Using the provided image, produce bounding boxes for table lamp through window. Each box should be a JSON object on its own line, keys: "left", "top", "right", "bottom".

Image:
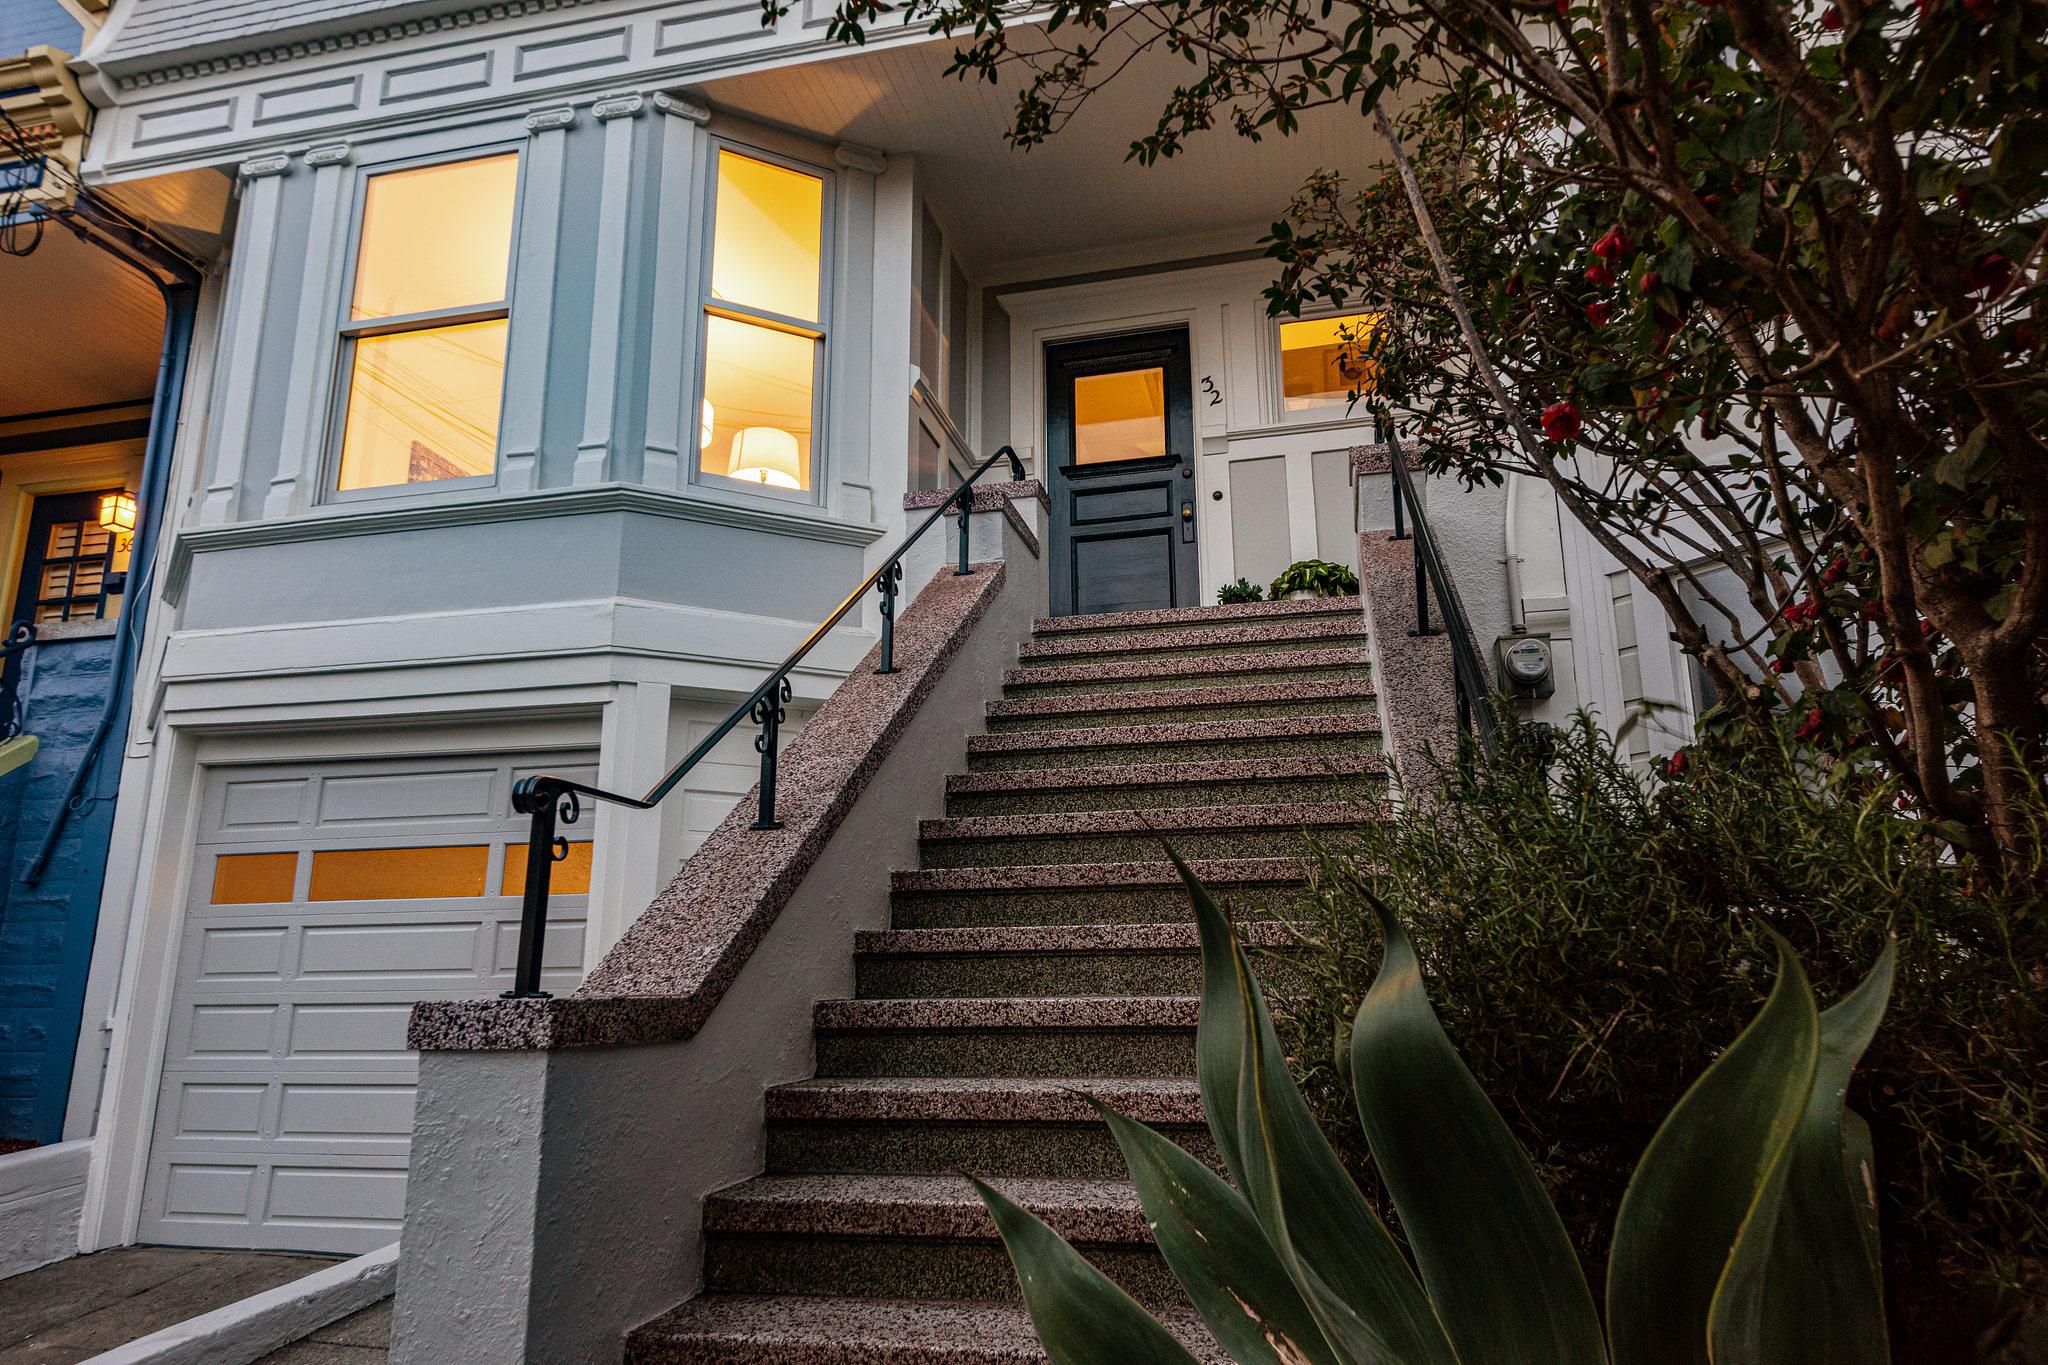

{"left": 729, "top": 426, "right": 802, "bottom": 489}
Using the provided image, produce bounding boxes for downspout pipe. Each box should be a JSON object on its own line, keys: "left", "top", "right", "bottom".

{"left": 21, "top": 270, "right": 198, "bottom": 883}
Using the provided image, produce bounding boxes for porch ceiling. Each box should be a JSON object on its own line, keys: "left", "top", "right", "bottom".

{"left": 0, "top": 220, "right": 164, "bottom": 419}
{"left": 699, "top": 32, "right": 1390, "bottom": 275}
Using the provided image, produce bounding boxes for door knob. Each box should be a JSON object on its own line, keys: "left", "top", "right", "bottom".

{"left": 1179, "top": 500, "right": 1195, "bottom": 543}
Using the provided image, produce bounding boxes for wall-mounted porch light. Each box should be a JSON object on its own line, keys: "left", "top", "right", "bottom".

{"left": 729, "top": 426, "right": 802, "bottom": 489}
{"left": 98, "top": 490, "right": 138, "bottom": 533}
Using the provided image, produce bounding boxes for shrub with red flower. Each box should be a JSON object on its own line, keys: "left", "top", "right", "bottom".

{"left": 1638, "top": 270, "right": 1661, "bottom": 293}
{"left": 1821, "top": 6, "right": 1844, "bottom": 29}
{"left": 1584, "top": 262, "right": 1614, "bottom": 287}
{"left": 1590, "top": 226, "right": 1634, "bottom": 259}
{"left": 1587, "top": 300, "right": 1613, "bottom": 325}
{"left": 1540, "top": 401, "right": 1582, "bottom": 440}
{"left": 1795, "top": 707, "right": 1825, "bottom": 741}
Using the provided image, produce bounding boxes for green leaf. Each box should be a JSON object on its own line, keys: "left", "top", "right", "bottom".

{"left": 1090, "top": 1098, "right": 1343, "bottom": 1365}
{"left": 1169, "top": 847, "right": 1455, "bottom": 1365}
{"left": 1709, "top": 943, "right": 1895, "bottom": 1365}
{"left": 1350, "top": 895, "right": 1608, "bottom": 1365}
{"left": 1606, "top": 932, "right": 1821, "bottom": 1365}
{"left": 970, "top": 1176, "right": 1203, "bottom": 1365}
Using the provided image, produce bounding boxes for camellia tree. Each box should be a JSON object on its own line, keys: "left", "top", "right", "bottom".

{"left": 782, "top": 0, "right": 2048, "bottom": 869}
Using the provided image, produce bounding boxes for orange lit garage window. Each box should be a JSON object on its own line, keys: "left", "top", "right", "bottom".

{"left": 500, "top": 841, "right": 594, "bottom": 895}
{"left": 212, "top": 852, "right": 300, "bottom": 904}
{"left": 308, "top": 846, "right": 491, "bottom": 901}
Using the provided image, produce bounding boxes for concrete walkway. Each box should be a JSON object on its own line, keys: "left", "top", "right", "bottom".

{"left": 250, "top": 1298, "right": 391, "bottom": 1364}
{"left": 0, "top": 1247, "right": 341, "bottom": 1364}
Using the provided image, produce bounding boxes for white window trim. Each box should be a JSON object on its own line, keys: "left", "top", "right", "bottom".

{"left": 321, "top": 142, "right": 528, "bottom": 506}
{"left": 688, "top": 136, "right": 837, "bottom": 507}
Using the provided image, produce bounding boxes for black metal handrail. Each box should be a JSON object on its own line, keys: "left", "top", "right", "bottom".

{"left": 1, "top": 621, "right": 38, "bottom": 742}
{"left": 1384, "top": 433, "right": 1498, "bottom": 758}
{"left": 499, "top": 445, "right": 1028, "bottom": 997}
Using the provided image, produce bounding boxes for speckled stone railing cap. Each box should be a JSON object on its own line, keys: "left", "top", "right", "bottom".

{"left": 901, "top": 479, "right": 1049, "bottom": 512}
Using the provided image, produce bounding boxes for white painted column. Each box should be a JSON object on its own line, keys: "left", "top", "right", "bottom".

{"left": 264, "top": 142, "right": 351, "bottom": 519}
{"left": 639, "top": 91, "right": 711, "bottom": 490}
{"left": 830, "top": 143, "right": 885, "bottom": 526}
{"left": 198, "top": 153, "right": 292, "bottom": 526}
{"left": 499, "top": 106, "right": 574, "bottom": 493}
{"left": 586, "top": 680, "right": 675, "bottom": 958}
{"left": 573, "top": 92, "right": 644, "bottom": 486}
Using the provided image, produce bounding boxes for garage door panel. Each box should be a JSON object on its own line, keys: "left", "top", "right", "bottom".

{"left": 141, "top": 749, "right": 597, "bottom": 1252}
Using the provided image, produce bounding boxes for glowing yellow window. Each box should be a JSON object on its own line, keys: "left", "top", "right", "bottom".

{"left": 699, "top": 149, "right": 827, "bottom": 494}
{"left": 212, "top": 852, "right": 300, "bottom": 905}
{"left": 336, "top": 153, "right": 520, "bottom": 492}
{"left": 1279, "top": 312, "right": 1381, "bottom": 412}
{"left": 1073, "top": 367, "right": 1167, "bottom": 465}
{"left": 500, "top": 840, "right": 595, "bottom": 896}
{"left": 308, "top": 845, "right": 490, "bottom": 901}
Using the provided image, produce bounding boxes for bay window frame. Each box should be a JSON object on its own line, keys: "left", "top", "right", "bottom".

{"left": 323, "top": 142, "right": 527, "bottom": 504}
{"left": 689, "top": 136, "right": 836, "bottom": 505}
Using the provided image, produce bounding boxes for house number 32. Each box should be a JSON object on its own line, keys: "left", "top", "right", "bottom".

{"left": 1200, "top": 376, "right": 1221, "bottom": 406}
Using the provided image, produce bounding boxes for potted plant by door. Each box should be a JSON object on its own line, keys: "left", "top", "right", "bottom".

{"left": 1269, "top": 559, "right": 1360, "bottom": 600}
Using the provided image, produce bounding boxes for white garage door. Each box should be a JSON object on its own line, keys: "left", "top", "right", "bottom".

{"left": 138, "top": 752, "right": 596, "bottom": 1252}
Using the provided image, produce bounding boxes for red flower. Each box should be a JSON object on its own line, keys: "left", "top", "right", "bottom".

{"left": 1820, "top": 5, "right": 1844, "bottom": 27}
{"left": 1584, "top": 262, "right": 1614, "bottom": 287}
{"left": 1824, "top": 556, "right": 1848, "bottom": 583}
{"left": 1555, "top": 0, "right": 1568, "bottom": 17}
{"left": 1877, "top": 321, "right": 1904, "bottom": 345}
{"left": 1541, "top": 401, "right": 1582, "bottom": 441}
{"left": 1505, "top": 275, "right": 1524, "bottom": 296}
{"left": 1591, "top": 227, "right": 1634, "bottom": 260}
{"left": 1795, "top": 707, "right": 1825, "bottom": 742}
{"left": 1914, "top": 0, "right": 1933, "bottom": 17}
{"left": 1785, "top": 599, "right": 1820, "bottom": 625}
{"left": 1587, "top": 300, "right": 1613, "bottom": 325}
{"left": 1960, "top": 252, "right": 2013, "bottom": 296}
{"left": 1664, "top": 749, "right": 1690, "bottom": 777}
{"left": 1639, "top": 270, "right": 1661, "bottom": 293}
{"left": 1772, "top": 658, "right": 1793, "bottom": 674}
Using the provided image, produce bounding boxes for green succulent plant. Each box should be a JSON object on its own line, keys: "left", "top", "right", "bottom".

{"left": 1269, "top": 560, "right": 1361, "bottom": 599}
{"left": 1218, "top": 577, "right": 1265, "bottom": 605}
{"left": 974, "top": 852, "right": 1897, "bottom": 1365}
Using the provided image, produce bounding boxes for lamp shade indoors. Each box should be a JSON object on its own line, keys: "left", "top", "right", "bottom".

{"left": 729, "top": 426, "right": 802, "bottom": 488}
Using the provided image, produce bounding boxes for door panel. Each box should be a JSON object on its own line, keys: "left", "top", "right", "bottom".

{"left": 1046, "top": 329, "right": 1198, "bottom": 616}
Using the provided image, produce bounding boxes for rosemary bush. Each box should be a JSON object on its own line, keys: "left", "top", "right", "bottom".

{"left": 1270, "top": 714, "right": 2046, "bottom": 1341}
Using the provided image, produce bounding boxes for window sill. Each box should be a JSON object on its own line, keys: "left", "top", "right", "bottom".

{"left": 162, "top": 482, "right": 887, "bottom": 606}
{"left": 28, "top": 618, "right": 121, "bottom": 642}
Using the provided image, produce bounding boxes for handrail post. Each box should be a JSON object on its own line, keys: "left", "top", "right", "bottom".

{"left": 1389, "top": 466, "right": 1409, "bottom": 541}
{"left": 749, "top": 678, "right": 791, "bottom": 830}
{"left": 876, "top": 561, "right": 903, "bottom": 675}
{"left": 1411, "top": 535, "right": 1438, "bottom": 637}
{"left": 954, "top": 487, "right": 974, "bottom": 576}
{"left": 504, "top": 777, "right": 572, "bottom": 999}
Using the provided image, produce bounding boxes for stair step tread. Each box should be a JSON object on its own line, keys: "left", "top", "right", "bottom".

{"left": 815, "top": 996, "right": 1198, "bottom": 1031}
{"left": 892, "top": 857, "right": 1310, "bottom": 894}
{"left": 986, "top": 679, "right": 1371, "bottom": 722}
{"left": 1018, "top": 616, "right": 1365, "bottom": 662}
{"left": 629, "top": 1293, "right": 1231, "bottom": 1364}
{"left": 1032, "top": 598, "right": 1361, "bottom": 634}
{"left": 920, "top": 802, "right": 1365, "bottom": 844}
{"left": 706, "top": 1173, "right": 1150, "bottom": 1243}
{"left": 1005, "top": 646, "right": 1368, "bottom": 690}
{"left": 967, "top": 714, "right": 1379, "bottom": 756}
{"left": 855, "top": 922, "right": 1291, "bottom": 956}
{"left": 947, "top": 754, "right": 1383, "bottom": 795}
{"left": 765, "top": 1075, "right": 1204, "bottom": 1124}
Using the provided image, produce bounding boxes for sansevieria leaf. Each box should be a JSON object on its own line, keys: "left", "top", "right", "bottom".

{"left": 1089, "top": 1097, "right": 1343, "bottom": 1365}
{"left": 969, "top": 1176, "right": 1202, "bottom": 1365}
{"left": 1350, "top": 892, "right": 1608, "bottom": 1365}
{"left": 1708, "top": 941, "right": 1895, "bottom": 1365}
{"left": 1606, "top": 932, "right": 1821, "bottom": 1365}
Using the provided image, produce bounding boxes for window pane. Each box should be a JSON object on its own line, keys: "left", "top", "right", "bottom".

{"left": 1073, "top": 367, "right": 1167, "bottom": 465}
{"left": 351, "top": 154, "right": 519, "bottom": 321}
{"left": 213, "top": 852, "right": 299, "bottom": 905}
{"left": 1279, "top": 312, "right": 1380, "bottom": 411}
{"left": 500, "top": 841, "right": 594, "bottom": 896}
{"left": 711, "top": 151, "right": 823, "bottom": 323}
{"left": 701, "top": 314, "right": 814, "bottom": 490}
{"left": 337, "top": 319, "right": 508, "bottom": 490}
{"left": 309, "top": 845, "right": 490, "bottom": 901}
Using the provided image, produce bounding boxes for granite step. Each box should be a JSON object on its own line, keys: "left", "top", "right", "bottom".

{"left": 628, "top": 1293, "right": 1234, "bottom": 1364}
{"left": 887, "top": 857, "right": 1315, "bottom": 929}
{"left": 1016, "top": 615, "right": 1368, "bottom": 667}
{"left": 916, "top": 802, "right": 1366, "bottom": 869}
{"left": 852, "top": 922, "right": 1297, "bottom": 998}
{"left": 701, "top": 1174, "right": 1180, "bottom": 1306}
{"left": 813, "top": 995, "right": 1199, "bottom": 1078}
{"left": 1000, "top": 646, "right": 1371, "bottom": 699}
{"left": 944, "top": 755, "right": 1386, "bottom": 817}
{"left": 984, "top": 678, "right": 1375, "bottom": 732}
{"left": 965, "top": 714, "right": 1381, "bottom": 772}
{"left": 1030, "top": 597, "right": 1362, "bottom": 641}
{"left": 763, "top": 1076, "right": 1215, "bottom": 1179}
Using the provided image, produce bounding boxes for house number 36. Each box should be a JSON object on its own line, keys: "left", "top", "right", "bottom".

{"left": 1200, "top": 376, "right": 1221, "bottom": 406}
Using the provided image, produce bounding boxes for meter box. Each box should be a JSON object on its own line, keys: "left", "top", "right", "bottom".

{"left": 1495, "top": 634, "right": 1555, "bottom": 700}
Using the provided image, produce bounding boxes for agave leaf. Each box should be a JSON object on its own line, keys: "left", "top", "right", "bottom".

{"left": 1349, "top": 893, "right": 1608, "bottom": 1365}
{"left": 1233, "top": 932, "right": 1460, "bottom": 1365}
{"left": 1708, "top": 942, "right": 1895, "bottom": 1365}
{"left": 1185, "top": 848, "right": 1250, "bottom": 1182}
{"left": 1089, "top": 1096, "right": 1344, "bottom": 1365}
{"left": 970, "top": 1176, "right": 1203, "bottom": 1365}
{"left": 1606, "top": 931, "right": 1821, "bottom": 1365}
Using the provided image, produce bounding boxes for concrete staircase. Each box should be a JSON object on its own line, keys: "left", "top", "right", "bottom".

{"left": 627, "top": 597, "right": 1382, "bottom": 1364}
